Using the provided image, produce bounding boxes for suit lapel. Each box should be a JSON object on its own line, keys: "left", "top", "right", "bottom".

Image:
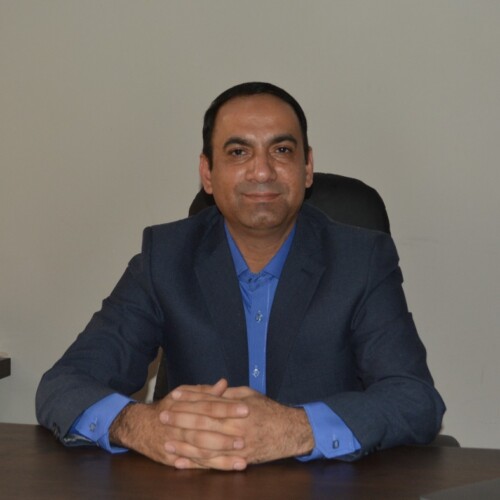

{"left": 266, "top": 209, "right": 326, "bottom": 399}
{"left": 194, "top": 215, "right": 249, "bottom": 387}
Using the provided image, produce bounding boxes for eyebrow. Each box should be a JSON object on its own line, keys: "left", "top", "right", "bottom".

{"left": 223, "top": 136, "right": 253, "bottom": 149}
{"left": 223, "top": 134, "right": 298, "bottom": 150}
{"left": 271, "top": 134, "right": 298, "bottom": 146}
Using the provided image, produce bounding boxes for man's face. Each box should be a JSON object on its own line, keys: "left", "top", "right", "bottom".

{"left": 199, "top": 94, "right": 313, "bottom": 238}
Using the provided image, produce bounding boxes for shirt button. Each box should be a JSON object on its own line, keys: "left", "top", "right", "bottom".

{"left": 332, "top": 439, "right": 340, "bottom": 449}
{"left": 89, "top": 422, "right": 97, "bottom": 432}
{"left": 252, "top": 366, "right": 260, "bottom": 378}
{"left": 255, "top": 311, "right": 263, "bottom": 322}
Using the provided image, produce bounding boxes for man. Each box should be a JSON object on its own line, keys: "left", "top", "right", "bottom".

{"left": 36, "top": 82, "right": 445, "bottom": 471}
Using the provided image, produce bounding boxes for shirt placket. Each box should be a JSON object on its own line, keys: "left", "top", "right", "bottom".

{"left": 247, "top": 274, "right": 269, "bottom": 394}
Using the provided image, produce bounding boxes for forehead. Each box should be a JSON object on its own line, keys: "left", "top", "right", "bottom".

{"left": 213, "top": 94, "right": 301, "bottom": 140}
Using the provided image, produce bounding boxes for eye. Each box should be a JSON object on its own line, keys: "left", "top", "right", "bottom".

{"left": 276, "top": 146, "right": 292, "bottom": 154}
{"left": 229, "top": 148, "right": 246, "bottom": 157}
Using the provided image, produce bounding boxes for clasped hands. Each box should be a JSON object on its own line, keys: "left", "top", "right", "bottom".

{"left": 110, "top": 378, "right": 314, "bottom": 471}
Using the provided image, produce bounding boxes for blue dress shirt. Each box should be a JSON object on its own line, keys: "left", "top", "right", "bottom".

{"left": 68, "top": 223, "right": 360, "bottom": 460}
{"left": 225, "top": 225, "right": 360, "bottom": 460}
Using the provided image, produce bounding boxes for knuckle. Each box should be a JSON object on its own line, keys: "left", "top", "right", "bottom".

{"left": 206, "top": 401, "right": 219, "bottom": 415}
{"left": 192, "top": 431, "right": 217, "bottom": 450}
{"left": 194, "top": 414, "right": 210, "bottom": 428}
{"left": 197, "top": 447, "right": 214, "bottom": 459}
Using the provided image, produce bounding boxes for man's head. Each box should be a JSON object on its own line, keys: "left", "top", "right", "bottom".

{"left": 199, "top": 82, "right": 314, "bottom": 240}
{"left": 202, "top": 82, "right": 310, "bottom": 168}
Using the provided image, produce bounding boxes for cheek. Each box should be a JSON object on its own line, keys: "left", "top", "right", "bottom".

{"left": 213, "top": 171, "right": 244, "bottom": 194}
{"left": 282, "top": 173, "right": 304, "bottom": 192}
{"left": 211, "top": 179, "right": 239, "bottom": 207}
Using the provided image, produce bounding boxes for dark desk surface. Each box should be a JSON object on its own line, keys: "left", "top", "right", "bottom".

{"left": 1, "top": 424, "right": 500, "bottom": 499}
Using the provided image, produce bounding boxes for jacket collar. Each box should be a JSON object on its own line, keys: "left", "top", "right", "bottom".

{"left": 266, "top": 206, "right": 327, "bottom": 398}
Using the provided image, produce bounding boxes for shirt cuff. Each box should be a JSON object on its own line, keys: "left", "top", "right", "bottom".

{"left": 297, "top": 401, "right": 361, "bottom": 461}
{"left": 65, "top": 393, "right": 134, "bottom": 453}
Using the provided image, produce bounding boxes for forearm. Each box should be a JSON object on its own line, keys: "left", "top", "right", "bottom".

{"left": 109, "top": 402, "right": 160, "bottom": 455}
{"left": 269, "top": 406, "right": 314, "bottom": 460}
{"left": 323, "top": 379, "right": 445, "bottom": 454}
{"left": 36, "top": 367, "right": 117, "bottom": 440}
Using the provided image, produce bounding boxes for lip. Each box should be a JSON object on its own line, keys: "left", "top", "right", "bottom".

{"left": 242, "top": 192, "right": 281, "bottom": 202}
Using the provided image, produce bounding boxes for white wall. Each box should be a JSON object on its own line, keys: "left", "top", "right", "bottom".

{"left": 1, "top": 1, "right": 499, "bottom": 448}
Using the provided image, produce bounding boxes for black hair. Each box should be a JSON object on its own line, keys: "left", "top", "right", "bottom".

{"left": 202, "top": 82, "right": 309, "bottom": 167}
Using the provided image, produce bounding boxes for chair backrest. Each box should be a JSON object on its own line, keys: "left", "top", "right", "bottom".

{"left": 188, "top": 172, "right": 390, "bottom": 233}
{"left": 153, "top": 172, "right": 390, "bottom": 401}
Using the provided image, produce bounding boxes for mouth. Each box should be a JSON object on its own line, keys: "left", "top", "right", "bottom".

{"left": 242, "top": 192, "right": 281, "bottom": 202}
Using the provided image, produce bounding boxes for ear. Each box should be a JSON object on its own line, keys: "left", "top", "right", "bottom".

{"left": 305, "top": 147, "right": 314, "bottom": 188}
{"left": 199, "top": 154, "right": 213, "bottom": 194}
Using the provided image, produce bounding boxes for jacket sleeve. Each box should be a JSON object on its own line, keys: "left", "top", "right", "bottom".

{"left": 323, "top": 232, "right": 445, "bottom": 456}
{"left": 36, "top": 227, "right": 164, "bottom": 441}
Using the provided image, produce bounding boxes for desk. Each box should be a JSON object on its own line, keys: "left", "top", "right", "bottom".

{"left": 1, "top": 424, "right": 500, "bottom": 499}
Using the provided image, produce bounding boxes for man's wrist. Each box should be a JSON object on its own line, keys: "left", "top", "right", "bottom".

{"left": 288, "top": 407, "right": 315, "bottom": 457}
{"left": 298, "top": 402, "right": 361, "bottom": 461}
{"left": 66, "top": 393, "right": 133, "bottom": 453}
{"left": 109, "top": 401, "right": 140, "bottom": 448}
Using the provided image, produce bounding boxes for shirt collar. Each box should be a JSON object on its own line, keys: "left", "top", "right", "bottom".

{"left": 225, "top": 223, "right": 296, "bottom": 279}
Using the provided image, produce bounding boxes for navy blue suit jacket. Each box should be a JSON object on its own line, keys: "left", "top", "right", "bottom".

{"left": 36, "top": 204, "right": 445, "bottom": 455}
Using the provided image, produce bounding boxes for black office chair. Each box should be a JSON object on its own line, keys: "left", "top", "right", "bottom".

{"left": 187, "top": 172, "right": 391, "bottom": 232}
{"left": 152, "top": 172, "right": 458, "bottom": 447}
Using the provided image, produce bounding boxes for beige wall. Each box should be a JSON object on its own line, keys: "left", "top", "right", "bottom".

{"left": 1, "top": 1, "right": 499, "bottom": 448}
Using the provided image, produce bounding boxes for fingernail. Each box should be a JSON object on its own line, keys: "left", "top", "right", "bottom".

{"left": 175, "top": 458, "right": 188, "bottom": 469}
{"left": 159, "top": 411, "right": 169, "bottom": 423}
{"left": 171, "top": 389, "right": 182, "bottom": 400}
{"left": 236, "top": 405, "right": 248, "bottom": 416}
{"left": 233, "top": 461, "right": 246, "bottom": 471}
{"left": 233, "top": 438, "right": 244, "bottom": 450}
{"left": 165, "top": 442, "right": 176, "bottom": 453}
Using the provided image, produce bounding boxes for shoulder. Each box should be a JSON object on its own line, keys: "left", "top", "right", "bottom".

{"left": 143, "top": 206, "right": 222, "bottom": 249}
{"left": 299, "top": 203, "right": 390, "bottom": 245}
{"left": 297, "top": 203, "right": 399, "bottom": 268}
{"left": 126, "top": 206, "right": 225, "bottom": 280}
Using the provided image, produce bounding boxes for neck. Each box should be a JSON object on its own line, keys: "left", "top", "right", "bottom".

{"left": 226, "top": 222, "right": 295, "bottom": 273}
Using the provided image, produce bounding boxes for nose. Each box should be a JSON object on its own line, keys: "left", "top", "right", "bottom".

{"left": 247, "top": 151, "right": 277, "bottom": 183}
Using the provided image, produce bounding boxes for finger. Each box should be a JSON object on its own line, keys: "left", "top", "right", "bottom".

{"left": 174, "top": 455, "right": 247, "bottom": 471}
{"left": 161, "top": 408, "right": 245, "bottom": 434}
{"left": 208, "top": 378, "right": 228, "bottom": 397}
{"left": 159, "top": 402, "right": 247, "bottom": 426}
{"left": 164, "top": 437, "right": 247, "bottom": 471}
{"left": 163, "top": 399, "right": 248, "bottom": 420}
{"left": 151, "top": 447, "right": 209, "bottom": 469}
{"left": 172, "top": 457, "right": 209, "bottom": 470}
{"left": 166, "top": 430, "right": 244, "bottom": 454}
{"left": 222, "top": 386, "right": 255, "bottom": 399}
{"left": 171, "top": 378, "right": 228, "bottom": 400}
